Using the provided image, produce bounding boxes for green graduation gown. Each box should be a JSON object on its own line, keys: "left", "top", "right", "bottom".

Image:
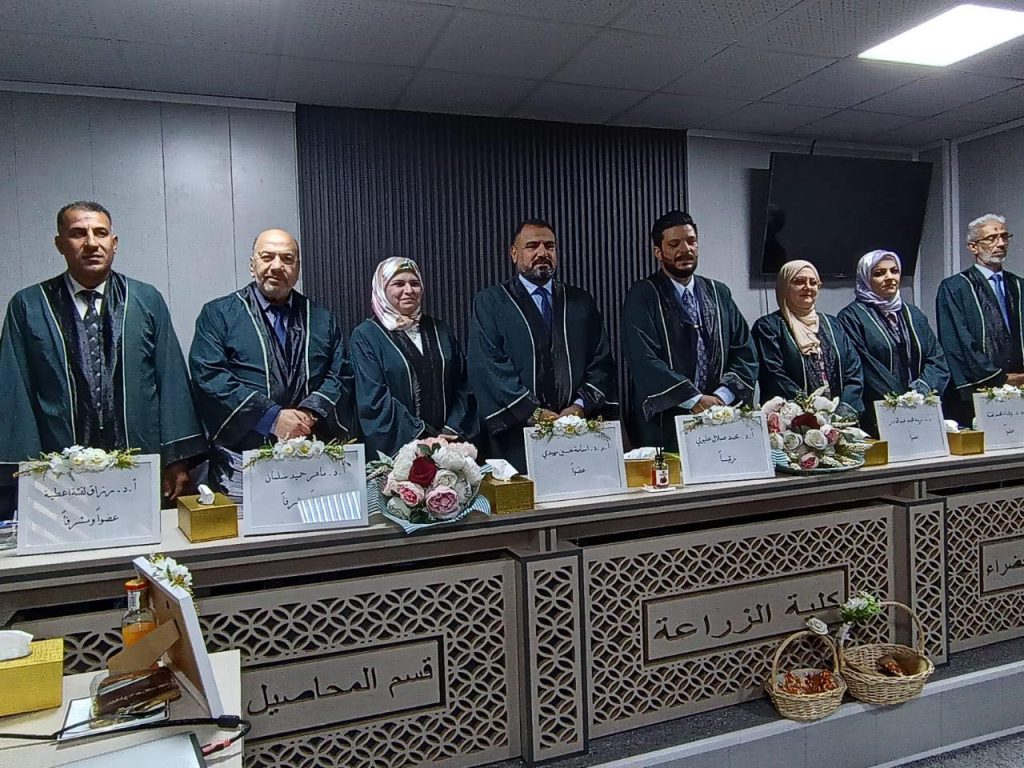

{"left": 350, "top": 315, "right": 478, "bottom": 458}
{"left": 838, "top": 301, "right": 949, "bottom": 434}
{"left": 752, "top": 311, "right": 864, "bottom": 414}
{"left": 936, "top": 266, "right": 1024, "bottom": 424}
{"left": 0, "top": 272, "right": 206, "bottom": 465}
{"left": 621, "top": 272, "right": 758, "bottom": 449}
{"left": 468, "top": 278, "right": 618, "bottom": 468}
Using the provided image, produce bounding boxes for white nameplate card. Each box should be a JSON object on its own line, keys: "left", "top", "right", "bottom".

{"left": 524, "top": 420, "right": 627, "bottom": 503}
{"left": 874, "top": 401, "right": 949, "bottom": 462}
{"left": 241, "top": 445, "right": 368, "bottom": 535}
{"left": 16, "top": 453, "right": 160, "bottom": 555}
{"left": 675, "top": 412, "right": 774, "bottom": 485}
{"left": 973, "top": 393, "right": 1024, "bottom": 450}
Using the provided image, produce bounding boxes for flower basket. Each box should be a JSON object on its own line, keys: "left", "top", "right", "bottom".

{"left": 764, "top": 630, "right": 846, "bottom": 721}
{"left": 840, "top": 601, "right": 934, "bottom": 705}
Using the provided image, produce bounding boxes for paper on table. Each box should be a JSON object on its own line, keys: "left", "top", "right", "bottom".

{"left": 58, "top": 696, "right": 168, "bottom": 742}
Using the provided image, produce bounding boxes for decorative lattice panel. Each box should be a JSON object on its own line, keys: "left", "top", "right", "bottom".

{"left": 584, "top": 507, "right": 894, "bottom": 735}
{"left": 522, "top": 553, "right": 585, "bottom": 762}
{"left": 947, "top": 488, "right": 1024, "bottom": 652}
{"left": 909, "top": 501, "right": 948, "bottom": 663}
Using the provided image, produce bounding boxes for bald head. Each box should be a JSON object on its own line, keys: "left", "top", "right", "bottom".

{"left": 251, "top": 228, "right": 300, "bottom": 304}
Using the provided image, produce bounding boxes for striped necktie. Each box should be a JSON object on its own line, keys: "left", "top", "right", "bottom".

{"left": 79, "top": 289, "right": 104, "bottom": 414}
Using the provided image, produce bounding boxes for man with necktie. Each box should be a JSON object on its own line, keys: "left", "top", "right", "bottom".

{"left": 937, "top": 213, "right": 1024, "bottom": 425}
{"left": 189, "top": 228, "right": 355, "bottom": 499}
{"left": 622, "top": 210, "right": 758, "bottom": 450}
{"left": 0, "top": 201, "right": 206, "bottom": 513}
{"left": 469, "top": 219, "right": 618, "bottom": 468}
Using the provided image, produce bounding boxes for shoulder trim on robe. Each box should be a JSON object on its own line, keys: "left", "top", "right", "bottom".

{"left": 430, "top": 320, "right": 449, "bottom": 419}
{"left": 499, "top": 282, "right": 537, "bottom": 399}
{"left": 236, "top": 290, "right": 272, "bottom": 396}
{"left": 119, "top": 279, "right": 131, "bottom": 449}
{"left": 212, "top": 391, "right": 258, "bottom": 442}
{"left": 38, "top": 283, "right": 77, "bottom": 445}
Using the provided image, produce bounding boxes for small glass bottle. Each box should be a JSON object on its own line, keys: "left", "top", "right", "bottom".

{"left": 121, "top": 578, "right": 157, "bottom": 648}
{"left": 651, "top": 448, "right": 670, "bottom": 488}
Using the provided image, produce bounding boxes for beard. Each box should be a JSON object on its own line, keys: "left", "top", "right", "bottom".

{"left": 977, "top": 251, "right": 1006, "bottom": 268}
{"left": 661, "top": 259, "right": 696, "bottom": 281}
{"left": 521, "top": 261, "right": 555, "bottom": 282}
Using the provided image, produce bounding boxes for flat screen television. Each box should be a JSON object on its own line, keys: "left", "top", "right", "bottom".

{"left": 760, "top": 153, "right": 933, "bottom": 278}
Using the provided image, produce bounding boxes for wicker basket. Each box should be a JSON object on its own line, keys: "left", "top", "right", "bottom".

{"left": 764, "top": 630, "right": 846, "bottom": 721}
{"left": 841, "top": 601, "right": 935, "bottom": 705}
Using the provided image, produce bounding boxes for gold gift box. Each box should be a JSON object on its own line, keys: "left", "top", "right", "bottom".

{"left": 0, "top": 637, "right": 63, "bottom": 717}
{"left": 480, "top": 474, "right": 535, "bottom": 515}
{"left": 177, "top": 492, "right": 239, "bottom": 542}
{"left": 948, "top": 430, "right": 985, "bottom": 456}
{"left": 625, "top": 454, "right": 682, "bottom": 487}
{"left": 864, "top": 439, "right": 889, "bottom": 467}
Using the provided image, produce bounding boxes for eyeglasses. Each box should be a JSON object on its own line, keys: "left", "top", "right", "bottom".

{"left": 256, "top": 250, "right": 298, "bottom": 266}
{"left": 972, "top": 232, "right": 1013, "bottom": 245}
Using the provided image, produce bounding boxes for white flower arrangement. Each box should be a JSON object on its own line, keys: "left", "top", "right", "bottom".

{"left": 682, "top": 404, "right": 757, "bottom": 432}
{"left": 243, "top": 437, "right": 351, "bottom": 467}
{"left": 148, "top": 553, "right": 194, "bottom": 596}
{"left": 764, "top": 387, "right": 869, "bottom": 471}
{"left": 15, "top": 445, "right": 138, "bottom": 478}
{"left": 979, "top": 384, "right": 1023, "bottom": 402}
{"left": 881, "top": 389, "right": 940, "bottom": 408}
{"left": 530, "top": 414, "right": 608, "bottom": 440}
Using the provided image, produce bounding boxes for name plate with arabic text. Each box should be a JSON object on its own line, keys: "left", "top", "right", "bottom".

{"left": 675, "top": 412, "right": 774, "bottom": 485}
{"left": 874, "top": 401, "right": 949, "bottom": 462}
{"left": 643, "top": 567, "right": 848, "bottom": 663}
{"left": 524, "top": 421, "right": 627, "bottom": 503}
{"left": 17, "top": 454, "right": 160, "bottom": 555}
{"left": 973, "top": 394, "right": 1024, "bottom": 450}
{"left": 981, "top": 535, "right": 1024, "bottom": 594}
{"left": 243, "top": 637, "right": 445, "bottom": 739}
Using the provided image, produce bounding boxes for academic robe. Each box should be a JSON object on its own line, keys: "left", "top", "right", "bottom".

{"left": 468, "top": 278, "right": 618, "bottom": 469}
{"left": 188, "top": 284, "right": 355, "bottom": 488}
{"left": 621, "top": 272, "right": 758, "bottom": 449}
{"left": 350, "top": 315, "right": 478, "bottom": 458}
{"left": 0, "top": 271, "right": 206, "bottom": 466}
{"left": 838, "top": 301, "right": 950, "bottom": 435}
{"left": 936, "top": 266, "right": 1024, "bottom": 424}
{"left": 752, "top": 311, "right": 864, "bottom": 415}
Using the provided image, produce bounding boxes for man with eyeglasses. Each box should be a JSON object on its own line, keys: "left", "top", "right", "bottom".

{"left": 189, "top": 228, "right": 355, "bottom": 499}
{"left": 937, "top": 213, "right": 1024, "bottom": 425}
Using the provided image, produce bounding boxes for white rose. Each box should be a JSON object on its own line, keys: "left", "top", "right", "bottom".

{"left": 782, "top": 432, "right": 803, "bottom": 451}
{"left": 168, "top": 563, "right": 192, "bottom": 588}
{"left": 295, "top": 440, "right": 314, "bottom": 457}
{"left": 386, "top": 496, "right": 413, "bottom": 520}
{"left": 453, "top": 478, "right": 473, "bottom": 504}
{"left": 461, "top": 459, "right": 483, "bottom": 486}
{"left": 391, "top": 453, "right": 414, "bottom": 481}
{"left": 770, "top": 433, "right": 784, "bottom": 450}
{"left": 812, "top": 396, "right": 837, "bottom": 412}
{"left": 433, "top": 469, "right": 458, "bottom": 488}
{"left": 309, "top": 439, "right": 326, "bottom": 456}
{"left": 445, "top": 441, "right": 478, "bottom": 460}
{"left": 762, "top": 396, "right": 786, "bottom": 414}
{"left": 804, "top": 429, "right": 828, "bottom": 450}
{"left": 780, "top": 402, "right": 802, "bottom": 422}
{"left": 556, "top": 415, "right": 587, "bottom": 436}
{"left": 63, "top": 445, "right": 85, "bottom": 458}
{"left": 431, "top": 447, "right": 460, "bottom": 472}
{"left": 708, "top": 405, "right": 735, "bottom": 425}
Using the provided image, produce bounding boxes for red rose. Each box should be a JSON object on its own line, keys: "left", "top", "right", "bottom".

{"left": 408, "top": 456, "right": 438, "bottom": 487}
{"left": 791, "top": 413, "right": 819, "bottom": 431}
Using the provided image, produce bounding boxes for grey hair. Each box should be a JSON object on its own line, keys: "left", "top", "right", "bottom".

{"left": 967, "top": 213, "right": 1006, "bottom": 242}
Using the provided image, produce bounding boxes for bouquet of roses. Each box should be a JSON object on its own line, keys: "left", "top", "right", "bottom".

{"left": 373, "top": 436, "right": 483, "bottom": 523}
{"left": 763, "top": 387, "right": 870, "bottom": 471}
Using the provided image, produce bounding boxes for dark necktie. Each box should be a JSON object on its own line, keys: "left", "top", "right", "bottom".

{"left": 678, "top": 287, "right": 709, "bottom": 391}
{"left": 991, "top": 273, "right": 1010, "bottom": 327}
{"left": 533, "top": 286, "right": 552, "bottom": 327}
{"left": 79, "top": 289, "right": 104, "bottom": 414}
{"left": 267, "top": 304, "right": 288, "bottom": 347}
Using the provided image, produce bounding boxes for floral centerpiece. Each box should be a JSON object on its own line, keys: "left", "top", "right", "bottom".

{"left": 682, "top": 404, "right": 756, "bottom": 431}
{"left": 15, "top": 445, "right": 138, "bottom": 478}
{"left": 370, "top": 436, "right": 483, "bottom": 524}
{"left": 978, "top": 384, "right": 1023, "bottom": 402}
{"left": 764, "top": 387, "right": 870, "bottom": 472}
{"left": 881, "top": 390, "right": 940, "bottom": 408}
{"left": 148, "top": 553, "right": 194, "bottom": 597}
{"left": 243, "top": 437, "right": 350, "bottom": 467}
{"left": 530, "top": 414, "right": 607, "bottom": 441}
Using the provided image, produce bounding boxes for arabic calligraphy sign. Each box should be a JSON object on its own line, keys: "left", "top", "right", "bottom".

{"left": 242, "top": 636, "right": 445, "bottom": 739}
{"left": 642, "top": 567, "right": 848, "bottom": 663}
{"left": 874, "top": 401, "right": 949, "bottom": 462}
{"left": 16, "top": 453, "right": 160, "bottom": 555}
{"left": 980, "top": 535, "right": 1024, "bottom": 594}
{"left": 674, "top": 413, "right": 774, "bottom": 485}
{"left": 240, "top": 445, "right": 368, "bottom": 536}
{"left": 524, "top": 420, "right": 627, "bottom": 503}
{"left": 973, "top": 394, "right": 1024, "bottom": 450}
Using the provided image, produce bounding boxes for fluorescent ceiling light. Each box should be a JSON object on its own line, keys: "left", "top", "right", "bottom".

{"left": 859, "top": 4, "right": 1024, "bottom": 66}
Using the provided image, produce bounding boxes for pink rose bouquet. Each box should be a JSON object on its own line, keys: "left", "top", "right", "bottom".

{"left": 764, "top": 387, "right": 869, "bottom": 472}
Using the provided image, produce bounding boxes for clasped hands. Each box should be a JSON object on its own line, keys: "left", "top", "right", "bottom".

{"left": 529, "top": 404, "right": 584, "bottom": 426}
{"left": 690, "top": 395, "right": 725, "bottom": 415}
{"left": 273, "top": 408, "right": 317, "bottom": 440}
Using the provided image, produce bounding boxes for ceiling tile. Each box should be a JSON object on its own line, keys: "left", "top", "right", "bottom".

{"left": 460, "top": 0, "right": 631, "bottom": 25}
{"left": 397, "top": 70, "right": 538, "bottom": 117}
{"left": 742, "top": 0, "right": 963, "bottom": 57}
{"left": 274, "top": 57, "right": 415, "bottom": 109}
{"left": 952, "top": 37, "right": 1024, "bottom": 80}
{"left": 0, "top": 31, "right": 127, "bottom": 87}
{"left": 792, "top": 109, "right": 919, "bottom": 142}
{"left": 612, "top": 0, "right": 804, "bottom": 43}
{"left": 858, "top": 72, "right": 1023, "bottom": 118}
{"left": 511, "top": 82, "right": 648, "bottom": 124}
{"left": 935, "top": 85, "right": 1024, "bottom": 127}
{"left": 663, "top": 46, "right": 835, "bottom": 100}
{"left": 119, "top": 42, "right": 281, "bottom": 100}
{"left": 553, "top": 29, "right": 723, "bottom": 91}
{"left": 769, "top": 58, "right": 929, "bottom": 109}
{"left": 424, "top": 9, "right": 596, "bottom": 78}
{"left": 875, "top": 117, "right": 992, "bottom": 147}
{"left": 705, "top": 102, "right": 834, "bottom": 134}
{"left": 281, "top": 1, "right": 454, "bottom": 65}
{"left": 611, "top": 93, "right": 750, "bottom": 130}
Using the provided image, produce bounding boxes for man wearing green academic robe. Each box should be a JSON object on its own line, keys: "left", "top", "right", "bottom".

{"left": 936, "top": 214, "right": 1024, "bottom": 425}
{"left": 0, "top": 202, "right": 206, "bottom": 511}
{"left": 622, "top": 211, "right": 758, "bottom": 450}
{"left": 469, "top": 219, "right": 618, "bottom": 469}
{"left": 189, "top": 228, "right": 355, "bottom": 498}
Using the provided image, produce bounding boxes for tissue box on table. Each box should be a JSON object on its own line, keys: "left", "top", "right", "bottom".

{"left": 948, "top": 430, "right": 984, "bottom": 456}
{"left": 480, "top": 475, "right": 535, "bottom": 515}
{"left": 177, "top": 492, "right": 238, "bottom": 542}
{"left": 863, "top": 439, "right": 889, "bottom": 467}
{"left": 0, "top": 637, "right": 64, "bottom": 717}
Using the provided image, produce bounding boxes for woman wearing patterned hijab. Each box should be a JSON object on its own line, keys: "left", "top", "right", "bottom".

{"left": 752, "top": 259, "right": 864, "bottom": 416}
{"left": 350, "top": 257, "right": 477, "bottom": 457}
{"left": 838, "top": 249, "right": 949, "bottom": 434}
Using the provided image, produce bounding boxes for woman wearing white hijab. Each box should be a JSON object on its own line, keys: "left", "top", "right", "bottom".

{"left": 350, "top": 257, "right": 477, "bottom": 457}
{"left": 838, "top": 249, "right": 949, "bottom": 433}
{"left": 752, "top": 259, "right": 864, "bottom": 416}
